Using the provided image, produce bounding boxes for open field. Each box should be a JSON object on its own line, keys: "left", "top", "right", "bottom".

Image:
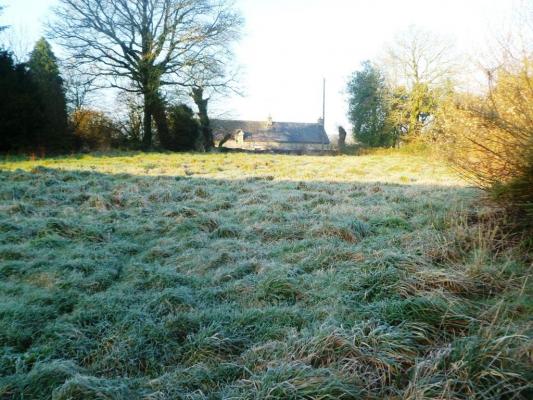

{"left": 0, "top": 151, "right": 531, "bottom": 399}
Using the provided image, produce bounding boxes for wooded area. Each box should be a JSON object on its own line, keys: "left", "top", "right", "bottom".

{"left": 0, "top": 0, "right": 242, "bottom": 154}
{"left": 345, "top": 22, "right": 532, "bottom": 228}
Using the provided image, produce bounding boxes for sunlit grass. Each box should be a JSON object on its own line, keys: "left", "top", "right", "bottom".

{"left": 0, "top": 151, "right": 530, "bottom": 399}
{"left": 1, "top": 150, "right": 465, "bottom": 185}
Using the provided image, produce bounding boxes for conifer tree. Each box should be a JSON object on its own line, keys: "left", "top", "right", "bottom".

{"left": 0, "top": 50, "right": 44, "bottom": 153}
{"left": 28, "top": 38, "right": 70, "bottom": 151}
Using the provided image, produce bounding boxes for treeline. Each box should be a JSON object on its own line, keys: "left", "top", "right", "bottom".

{"left": 346, "top": 25, "right": 532, "bottom": 230}
{"left": 345, "top": 27, "right": 456, "bottom": 148}
{"left": 0, "top": 40, "right": 70, "bottom": 154}
{"left": 0, "top": 0, "right": 242, "bottom": 155}
{"left": 0, "top": 39, "right": 207, "bottom": 155}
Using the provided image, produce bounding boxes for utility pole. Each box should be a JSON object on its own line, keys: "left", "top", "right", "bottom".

{"left": 322, "top": 77, "right": 326, "bottom": 127}
{"left": 322, "top": 78, "right": 326, "bottom": 150}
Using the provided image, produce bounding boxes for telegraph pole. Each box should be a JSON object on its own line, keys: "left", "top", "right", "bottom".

{"left": 322, "top": 78, "right": 326, "bottom": 127}
{"left": 322, "top": 78, "right": 326, "bottom": 150}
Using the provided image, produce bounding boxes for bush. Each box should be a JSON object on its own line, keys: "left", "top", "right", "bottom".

{"left": 439, "top": 57, "right": 533, "bottom": 229}
{"left": 71, "top": 109, "right": 123, "bottom": 151}
{"left": 160, "top": 104, "right": 200, "bottom": 151}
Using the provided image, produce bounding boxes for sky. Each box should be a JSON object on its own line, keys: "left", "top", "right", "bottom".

{"left": 0, "top": 0, "right": 520, "bottom": 136}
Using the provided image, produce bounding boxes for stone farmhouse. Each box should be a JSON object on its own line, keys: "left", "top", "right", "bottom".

{"left": 212, "top": 116, "right": 330, "bottom": 152}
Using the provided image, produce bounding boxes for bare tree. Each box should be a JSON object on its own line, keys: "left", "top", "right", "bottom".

{"left": 0, "top": 5, "right": 7, "bottom": 33}
{"left": 483, "top": 0, "right": 533, "bottom": 71}
{"left": 384, "top": 25, "right": 458, "bottom": 89}
{"left": 437, "top": 5, "right": 532, "bottom": 226}
{"left": 172, "top": 47, "right": 241, "bottom": 150}
{"left": 49, "top": 0, "right": 242, "bottom": 150}
{"left": 381, "top": 26, "right": 458, "bottom": 135}
{"left": 117, "top": 91, "right": 145, "bottom": 147}
{"left": 2, "top": 26, "right": 33, "bottom": 63}
{"left": 62, "top": 64, "right": 98, "bottom": 112}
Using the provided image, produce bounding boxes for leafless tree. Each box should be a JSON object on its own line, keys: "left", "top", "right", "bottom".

{"left": 0, "top": 4, "right": 7, "bottom": 33}
{"left": 437, "top": 0, "right": 532, "bottom": 206}
{"left": 380, "top": 26, "right": 459, "bottom": 135}
{"left": 49, "top": 0, "right": 243, "bottom": 150}
{"left": 2, "top": 26, "right": 33, "bottom": 63}
{"left": 384, "top": 25, "right": 458, "bottom": 89}
{"left": 484, "top": 0, "right": 533, "bottom": 70}
{"left": 62, "top": 64, "right": 98, "bottom": 112}
{"left": 182, "top": 55, "right": 241, "bottom": 149}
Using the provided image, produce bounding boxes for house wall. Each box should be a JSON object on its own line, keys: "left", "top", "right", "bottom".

{"left": 217, "top": 139, "right": 329, "bottom": 152}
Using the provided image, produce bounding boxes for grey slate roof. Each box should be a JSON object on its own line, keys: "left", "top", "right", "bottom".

{"left": 212, "top": 119, "right": 330, "bottom": 145}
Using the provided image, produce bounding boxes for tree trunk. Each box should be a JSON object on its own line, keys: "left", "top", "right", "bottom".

{"left": 338, "top": 126, "right": 347, "bottom": 150}
{"left": 218, "top": 133, "right": 233, "bottom": 148}
{"left": 191, "top": 87, "right": 213, "bottom": 151}
{"left": 142, "top": 91, "right": 153, "bottom": 150}
{"left": 152, "top": 93, "right": 169, "bottom": 146}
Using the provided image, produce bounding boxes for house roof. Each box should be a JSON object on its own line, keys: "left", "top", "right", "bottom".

{"left": 212, "top": 119, "right": 330, "bottom": 145}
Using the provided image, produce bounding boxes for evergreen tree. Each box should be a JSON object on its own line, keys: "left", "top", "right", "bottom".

{"left": 161, "top": 104, "right": 200, "bottom": 151}
{"left": 386, "top": 86, "right": 410, "bottom": 147}
{"left": 28, "top": 38, "right": 70, "bottom": 151}
{"left": 407, "top": 83, "right": 437, "bottom": 136}
{"left": 347, "top": 61, "right": 394, "bottom": 147}
{"left": 0, "top": 50, "right": 44, "bottom": 153}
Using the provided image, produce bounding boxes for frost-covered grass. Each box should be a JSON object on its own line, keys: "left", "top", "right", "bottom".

{"left": 0, "top": 151, "right": 531, "bottom": 399}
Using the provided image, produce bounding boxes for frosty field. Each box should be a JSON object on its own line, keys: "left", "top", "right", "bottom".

{"left": 0, "top": 151, "right": 531, "bottom": 399}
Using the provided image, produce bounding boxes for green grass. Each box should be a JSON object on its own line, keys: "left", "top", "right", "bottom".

{"left": 0, "top": 151, "right": 531, "bottom": 399}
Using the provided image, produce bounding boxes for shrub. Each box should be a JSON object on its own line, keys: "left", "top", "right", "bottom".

{"left": 438, "top": 57, "right": 533, "bottom": 230}
{"left": 160, "top": 104, "right": 200, "bottom": 151}
{"left": 71, "top": 109, "right": 123, "bottom": 151}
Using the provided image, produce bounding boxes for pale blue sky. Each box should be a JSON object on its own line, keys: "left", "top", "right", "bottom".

{"left": 1, "top": 0, "right": 519, "bottom": 134}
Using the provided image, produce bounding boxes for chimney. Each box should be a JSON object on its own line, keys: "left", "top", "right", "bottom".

{"left": 266, "top": 115, "right": 273, "bottom": 128}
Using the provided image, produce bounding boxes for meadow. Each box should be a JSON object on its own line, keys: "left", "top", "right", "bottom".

{"left": 0, "top": 151, "right": 531, "bottom": 399}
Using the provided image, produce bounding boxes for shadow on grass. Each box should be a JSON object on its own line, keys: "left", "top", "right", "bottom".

{"left": 1, "top": 168, "right": 529, "bottom": 400}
